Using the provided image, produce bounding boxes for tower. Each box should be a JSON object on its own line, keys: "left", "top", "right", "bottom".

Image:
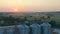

{"left": 30, "top": 18, "right": 41, "bottom": 34}
{"left": 41, "top": 19, "right": 51, "bottom": 34}
{"left": 17, "top": 22, "right": 30, "bottom": 34}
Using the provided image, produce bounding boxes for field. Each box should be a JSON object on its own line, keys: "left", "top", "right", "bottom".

{"left": 0, "top": 12, "right": 60, "bottom": 28}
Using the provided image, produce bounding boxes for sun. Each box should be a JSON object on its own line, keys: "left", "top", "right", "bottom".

{"left": 13, "top": 8, "right": 19, "bottom": 12}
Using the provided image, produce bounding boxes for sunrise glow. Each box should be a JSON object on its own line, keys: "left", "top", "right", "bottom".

{"left": 13, "top": 8, "right": 19, "bottom": 12}
{"left": 0, "top": 0, "right": 60, "bottom": 12}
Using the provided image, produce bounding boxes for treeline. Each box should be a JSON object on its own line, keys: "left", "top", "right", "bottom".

{"left": 0, "top": 15, "right": 59, "bottom": 28}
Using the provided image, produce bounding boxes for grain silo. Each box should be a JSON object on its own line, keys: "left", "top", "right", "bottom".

{"left": 6, "top": 27, "right": 14, "bottom": 34}
{"left": 0, "top": 28, "right": 4, "bottom": 34}
{"left": 30, "top": 22, "right": 41, "bottom": 34}
{"left": 17, "top": 23, "right": 29, "bottom": 34}
{"left": 41, "top": 22, "right": 51, "bottom": 34}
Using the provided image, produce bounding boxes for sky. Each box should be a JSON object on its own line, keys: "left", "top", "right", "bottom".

{"left": 0, "top": 0, "right": 60, "bottom": 12}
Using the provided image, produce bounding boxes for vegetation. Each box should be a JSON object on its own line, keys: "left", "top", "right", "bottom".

{"left": 0, "top": 12, "right": 60, "bottom": 28}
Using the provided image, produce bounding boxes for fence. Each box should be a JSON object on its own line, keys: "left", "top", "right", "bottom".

{"left": 0, "top": 23, "right": 51, "bottom": 34}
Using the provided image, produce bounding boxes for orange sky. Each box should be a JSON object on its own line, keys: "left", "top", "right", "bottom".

{"left": 0, "top": 0, "right": 60, "bottom": 12}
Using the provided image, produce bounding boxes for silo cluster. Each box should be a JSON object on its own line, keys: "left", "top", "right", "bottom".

{"left": 0, "top": 22, "right": 51, "bottom": 34}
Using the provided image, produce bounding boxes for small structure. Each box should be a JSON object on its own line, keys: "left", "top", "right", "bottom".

{"left": 53, "top": 29, "right": 60, "bottom": 34}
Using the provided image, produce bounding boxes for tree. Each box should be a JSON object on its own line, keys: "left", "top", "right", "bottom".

{"left": 49, "top": 20, "right": 56, "bottom": 28}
